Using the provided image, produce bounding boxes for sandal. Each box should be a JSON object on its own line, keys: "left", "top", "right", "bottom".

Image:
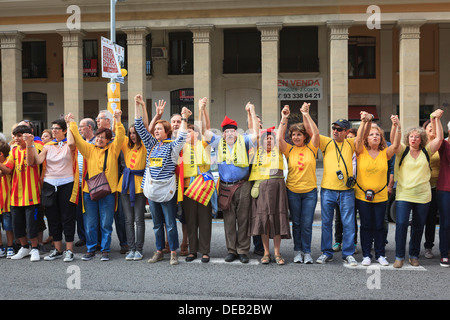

{"left": 275, "top": 255, "right": 285, "bottom": 265}
{"left": 261, "top": 254, "right": 271, "bottom": 264}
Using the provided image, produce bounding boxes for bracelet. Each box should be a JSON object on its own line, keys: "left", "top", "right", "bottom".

{"left": 27, "top": 145, "right": 35, "bottom": 149}
{"left": 181, "top": 118, "right": 188, "bottom": 122}
{"left": 280, "top": 122, "right": 286, "bottom": 125}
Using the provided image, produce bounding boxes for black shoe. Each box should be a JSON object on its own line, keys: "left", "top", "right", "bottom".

{"left": 75, "top": 240, "right": 86, "bottom": 247}
{"left": 225, "top": 253, "right": 237, "bottom": 262}
{"left": 201, "top": 254, "right": 210, "bottom": 263}
{"left": 253, "top": 250, "right": 264, "bottom": 256}
{"left": 239, "top": 254, "right": 249, "bottom": 263}
{"left": 185, "top": 253, "right": 197, "bottom": 262}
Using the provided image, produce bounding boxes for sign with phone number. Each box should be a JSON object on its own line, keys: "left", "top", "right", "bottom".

{"left": 278, "top": 78, "right": 323, "bottom": 101}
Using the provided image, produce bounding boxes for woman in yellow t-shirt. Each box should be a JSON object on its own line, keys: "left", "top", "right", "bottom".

{"left": 118, "top": 124, "right": 147, "bottom": 261}
{"left": 277, "top": 103, "right": 319, "bottom": 264}
{"left": 354, "top": 115, "right": 401, "bottom": 267}
{"left": 391, "top": 109, "right": 444, "bottom": 268}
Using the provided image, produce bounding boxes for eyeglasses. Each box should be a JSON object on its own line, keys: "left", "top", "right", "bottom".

{"left": 332, "top": 126, "right": 344, "bottom": 132}
{"left": 96, "top": 117, "right": 107, "bottom": 121}
{"left": 96, "top": 136, "right": 107, "bottom": 140}
{"left": 51, "top": 127, "right": 62, "bottom": 130}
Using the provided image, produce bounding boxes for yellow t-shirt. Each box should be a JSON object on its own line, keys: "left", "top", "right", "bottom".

{"left": 283, "top": 142, "right": 318, "bottom": 193}
{"left": 319, "top": 135, "right": 355, "bottom": 191}
{"left": 117, "top": 137, "right": 147, "bottom": 194}
{"left": 183, "top": 140, "right": 211, "bottom": 186}
{"left": 355, "top": 147, "right": 388, "bottom": 203}
{"left": 394, "top": 143, "right": 433, "bottom": 203}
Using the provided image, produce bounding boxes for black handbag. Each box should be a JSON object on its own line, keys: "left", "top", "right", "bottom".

{"left": 86, "top": 149, "right": 111, "bottom": 201}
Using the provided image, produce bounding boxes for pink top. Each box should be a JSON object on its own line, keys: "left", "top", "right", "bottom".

{"left": 44, "top": 142, "right": 73, "bottom": 180}
{"left": 437, "top": 140, "right": 450, "bottom": 192}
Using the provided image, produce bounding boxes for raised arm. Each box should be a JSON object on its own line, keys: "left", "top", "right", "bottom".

{"left": 300, "top": 102, "right": 319, "bottom": 148}
{"left": 24, "top": 133, "right": 46, "bottom": 166}
{"left": 198, "top": 97, "right": 209, "bottom": 135}
{"left": 147, "top": 99, "right": 166, "bottom": 135}
{"left": 65, "top": 114, "right": 76, "bottom": 152}
{"left": 386, "top": 115, "right": 402, "bottom": 159}
{"left": 429, "top": 109, "right": 444, "bottom": 153}
{"left": 246, "top": 102, "right": 259, "bottom": 143}
{"left": 355, "top": 111, "right": 373, "bottom": 156}
{"left": 277, "top": 105, "right": 290, "bottom": 153}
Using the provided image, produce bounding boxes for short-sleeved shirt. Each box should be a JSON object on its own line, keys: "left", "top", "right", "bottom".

{"left": 394, "top": 143, "right": 434, "bottom": 203}
{"left": 282, "top": 142, "right": 318, "bottom": 193}
{"left": 319, "top": 135, "right": 355, "bottom": 191}
{"left": 43, "top": 143, "right": 74, "bottom": 180}
{"left": 5, "top": 145, "right": 41, "bottom": 206}
{"left": 209, "top": 133, "right": 254, "bottom": 183}
{"left": 355, "top": 147, "right": 388, "bottom": 203}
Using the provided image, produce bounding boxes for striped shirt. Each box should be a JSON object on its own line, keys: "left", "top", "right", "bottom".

{"left": 0, "top": 160, "right": 11, "bottom": 214}
{"left": 135, "top": 117, "right": 186, "bottom": 187}
{"left": 6, "top": 145, "right": 41, "bottom": 206}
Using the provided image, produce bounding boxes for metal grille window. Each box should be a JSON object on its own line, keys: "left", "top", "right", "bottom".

{"left": 169, "top": 32, "right": 193, "bottom": 75}
{"left": 22, "top": 41, "right": 46, "bottom": 79}
{"left": 279, "top": 27, "right": 319, "bottom": 73}
{"left": 223, "top": 28, "right": 261, "bottom": 74}
{"left": 348, "top": 36, "right": 376, "bottom": 79}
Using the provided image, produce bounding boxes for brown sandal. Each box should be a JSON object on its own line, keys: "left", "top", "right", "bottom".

{"left": 275, "top": 255, "right": 285, "bottom": 265}
{"left": 261, "top": 255, "right": 271, "bottom": 264}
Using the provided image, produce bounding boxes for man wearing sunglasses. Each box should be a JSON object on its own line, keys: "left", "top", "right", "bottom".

{"left": 317, "top": 114, "right": 372, "bottom": 266}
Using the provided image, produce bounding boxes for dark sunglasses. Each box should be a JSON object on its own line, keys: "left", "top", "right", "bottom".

{"left": 332, "top": 126, "right": 344, "bottom": 132}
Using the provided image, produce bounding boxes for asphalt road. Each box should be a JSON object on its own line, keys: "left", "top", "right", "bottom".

{"left": 0, "top": 166, "right": 448, "bottom": 311}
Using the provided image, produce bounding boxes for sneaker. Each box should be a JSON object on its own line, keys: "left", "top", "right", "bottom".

{"left": 100, "top": 252, "right": 110, "bottom": 261}
{"left": 0, "top": 247, "right": 6, "bottom": 258}
{"left": 440, "top": 258, "right": 449, "bottom": 268}
{"left": 344, "top": 255, "right": 357, "bottom": 266}
{"left": 133, "top": 251, "right": 143, "bottom": 261}
{"left": 30, "top": 248, "right": 40, "bottom": 262}
{"left": 82, "top": 252, "right": 95, "bottom": 261}
{"left": 332, "top": 243, "right": 341, "bottom": 252}
{"left": 424, "top": 248, "right": 433, "bottom": 259}
{"left": 361, "top": 256, "right": 371, "bottom": 266}
{"left": 170, "top": 252, "right": 179, "bottom": 265}
{"left": 125, "top": 251, "right": 135, "bottom": 261}
{"left": 293, "top": 251, "right": 303, "bottom": 263}
{"left": 303, "top": 253, "right": 313, "bottom": 264}
{"left": 11, "top": 247, "right": 31, "bottom": 260}
{"left": 44, "top": 249, "right": 63, "bottom": 261}
{"left": 316, "top": 254, "right": 333, "bottom": 264}
{"left": 148, "top": 251, "right": 163, "bottom": 264}
{"left": 6, "top": 247, "right": 15, "bottom": 259}
{"left": 377, "top": 256, "right": 389, "bottom": 266}
{"left": 63, "top": 250, "right": 74, "bottom": 262}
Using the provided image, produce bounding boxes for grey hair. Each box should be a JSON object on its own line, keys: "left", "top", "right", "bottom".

{"left": 99, "top": 110, "right": 113, "bottom": 129}
{"left": 82, "top": 118, "right": 96, "bottom": 131}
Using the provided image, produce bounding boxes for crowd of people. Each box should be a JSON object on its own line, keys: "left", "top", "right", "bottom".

{"left": 0, "top": 94, "right": 449, "bottom": 269}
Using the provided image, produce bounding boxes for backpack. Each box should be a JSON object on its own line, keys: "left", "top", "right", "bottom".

{"left": 398, "top": 146, "right": 431, "bottom": 170}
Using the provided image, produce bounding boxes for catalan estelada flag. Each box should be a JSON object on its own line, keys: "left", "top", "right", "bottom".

{"left": 184, "top": 172, "right": 215, "bottom": 206}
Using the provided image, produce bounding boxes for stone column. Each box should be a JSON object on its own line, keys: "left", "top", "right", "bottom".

{"left": 439, "top": 23, "right": 450, "bottom": 123}
{"left": 327, "top": 21, "right": 353, "bottom": 122}
{"left": 379, "top": 24, "right": 394, "bottom": 131}
{"left": 122, "top": 27, "right": 149, "bottom": 122}
{"left": 189, "top": 24, "right": 214, "bottom": 120}
{"left": 0, "top": 31, "right": 24, "bottom": 134}
{"left": 257, "top": 23, "right": 282, "bottom": 128}
{"left": 58, "top": 29, "right": 86, "bottom": 120}
{"left": 397, "top": 20, "right": 425, "bottom": 130}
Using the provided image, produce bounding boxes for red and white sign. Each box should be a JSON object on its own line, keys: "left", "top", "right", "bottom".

{"left": 101, "top": 36, "right": 122, "bottom": 79}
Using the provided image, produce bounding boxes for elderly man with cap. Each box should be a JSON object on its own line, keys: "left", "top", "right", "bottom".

{"left": 317, "top": 114, "right": 372, "bottom": 266}
{"left": 202, "top": 103, "right": 259, "bottom": 263}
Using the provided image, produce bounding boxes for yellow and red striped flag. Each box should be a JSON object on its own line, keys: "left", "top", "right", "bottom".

{"left": 184, "top": 172, "right": 215, "bottom": 206}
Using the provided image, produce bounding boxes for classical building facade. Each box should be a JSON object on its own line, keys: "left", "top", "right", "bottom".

{"left": 1, "top": 0, "right": 450, "bottom": 138}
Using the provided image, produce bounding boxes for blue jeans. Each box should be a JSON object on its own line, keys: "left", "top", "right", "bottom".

{"left": 148, "top": 196, "right": 179, "bottom": 252}
{"left": 83, "top": 192, "right": 115, "bottom": 253}
{"left": 437, "top": 190, "right": 450, "bottom": 259}
{"left": 320, "top": 188, "right": 355, "bottom": 258}
{"left": 287, "top": 188, "right": 317, "bottom": 254}
{"left": 395, "top": 200, "right": 430, "bottom": 260}
{"left": 356, "top": 199, "right": 387, "bottom": 259}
